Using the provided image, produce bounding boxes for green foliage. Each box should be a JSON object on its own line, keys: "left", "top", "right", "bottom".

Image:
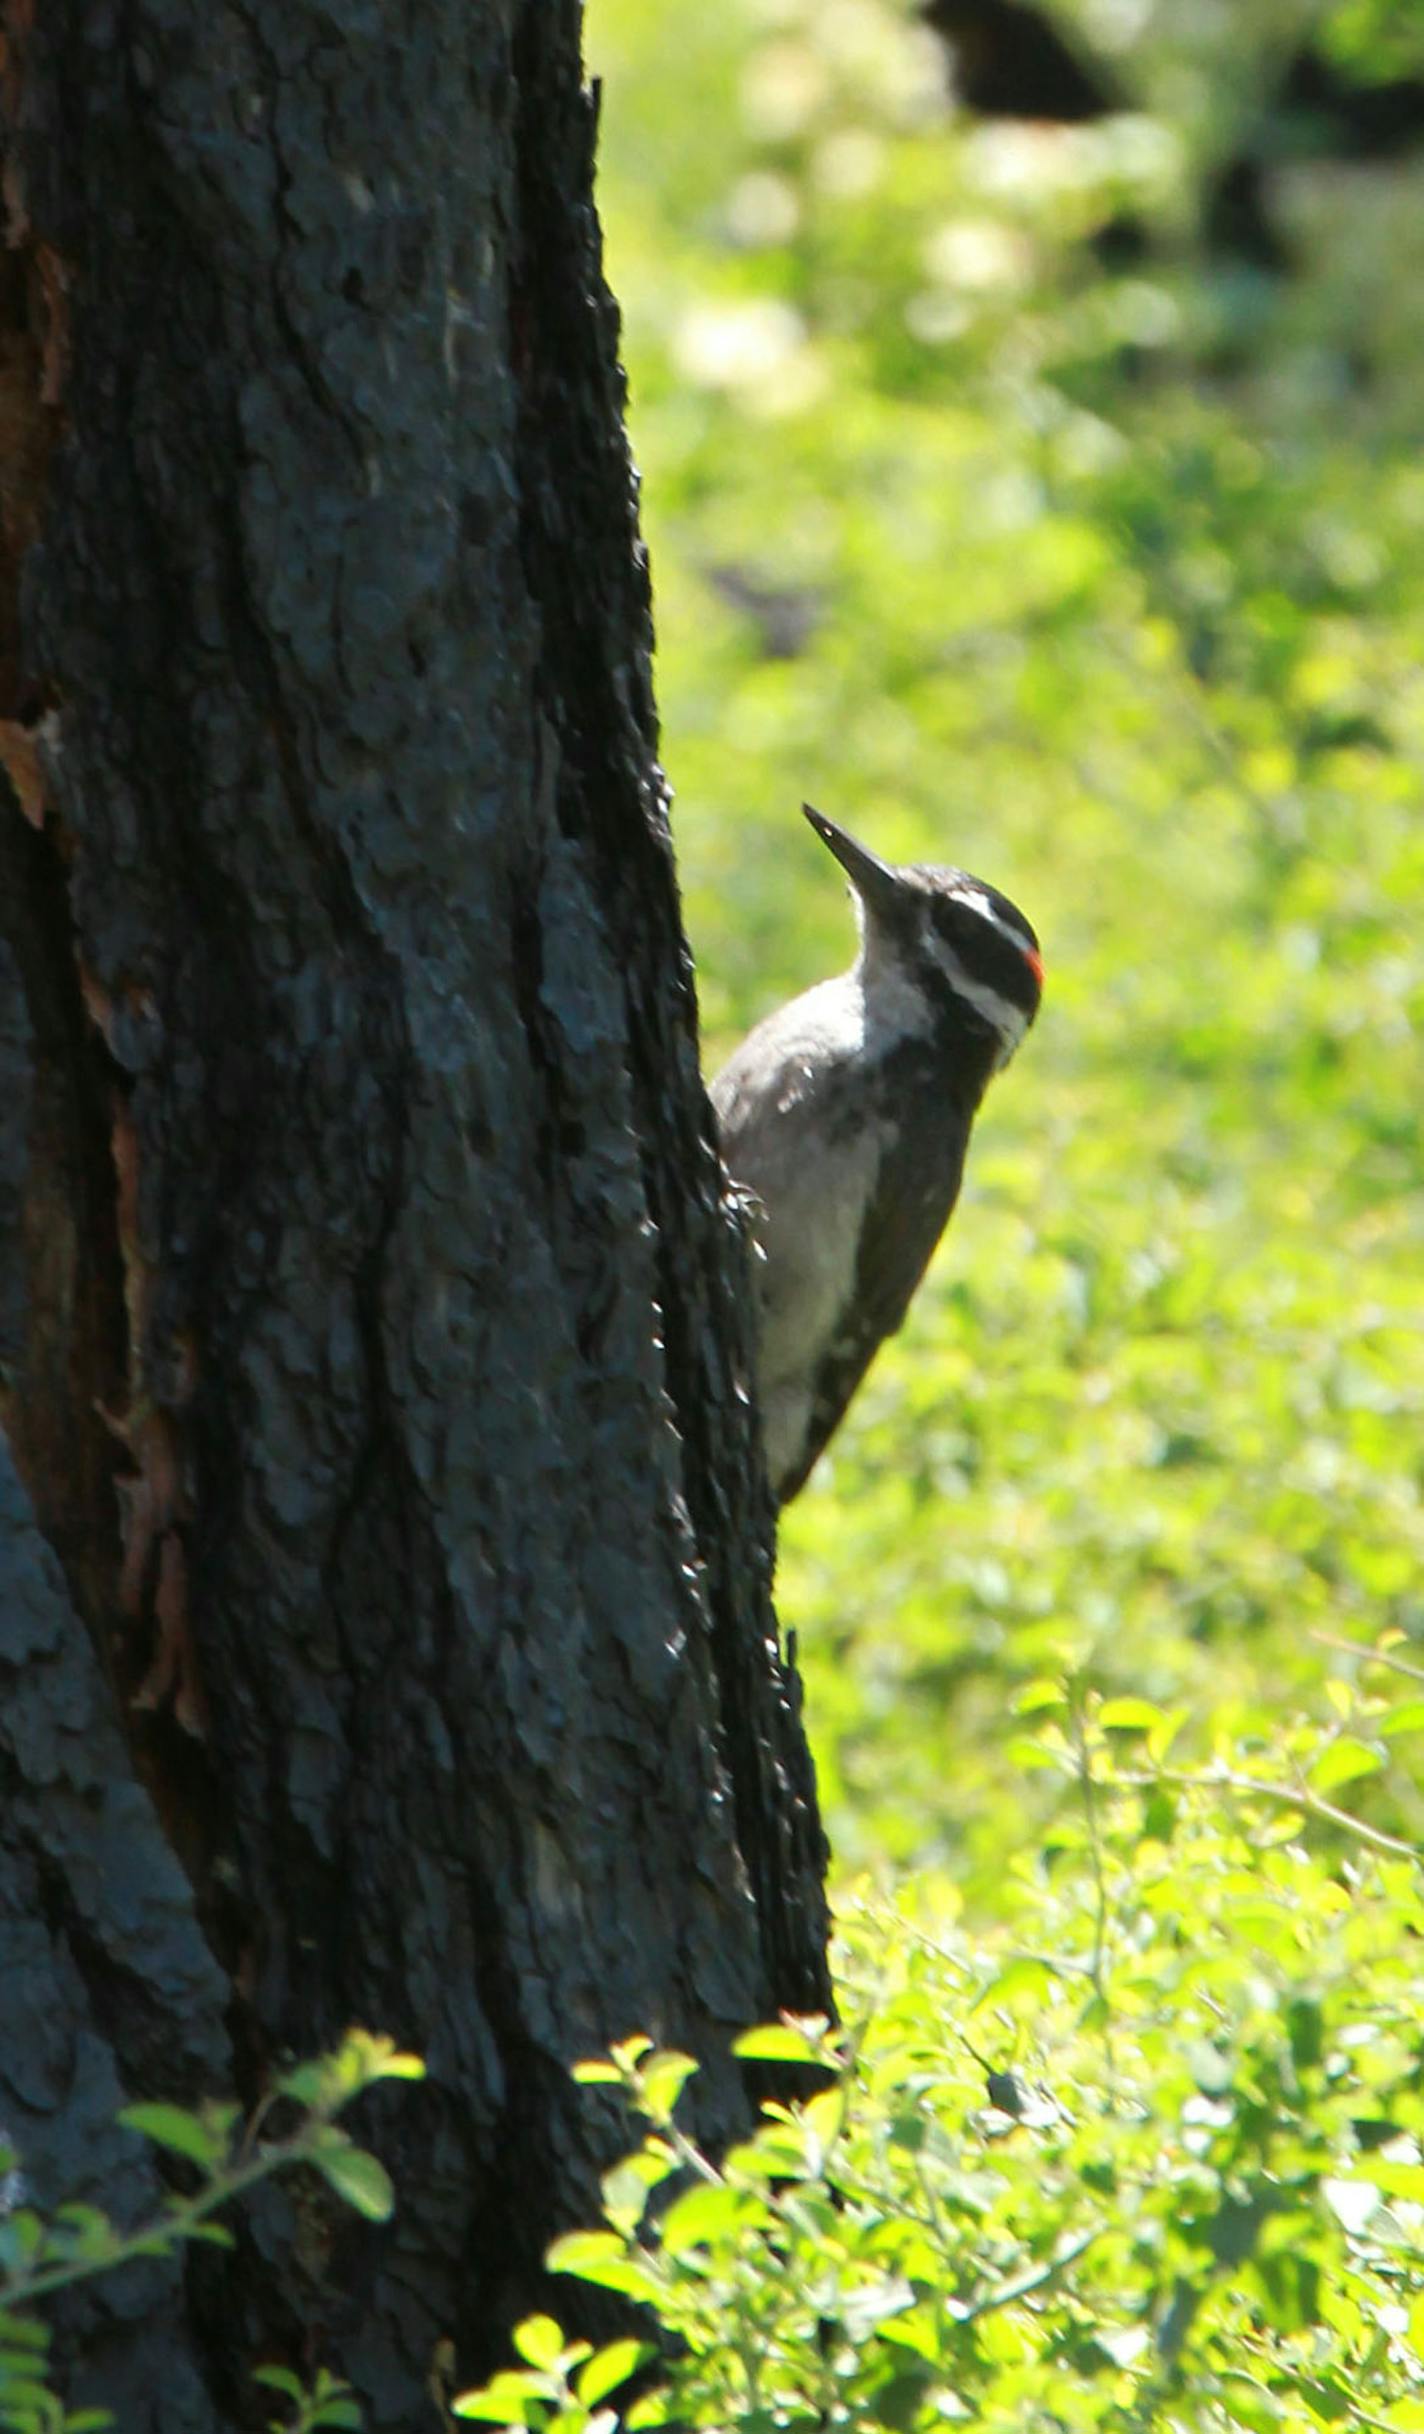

{"left": 1320, "top": 2, "right": 1424, "bottom": 81}
{"left": 250, "top": 2365, "right": 364, "bottom": 2433}
{"left": 0, "top": 2031, "right": 422, "bottom": 2434}
{"left": 456, "top": 1690, "right": 1424, "bottom": 2430}
{"left": 587, "top": 0, "right": 1424, "bottom": 1888}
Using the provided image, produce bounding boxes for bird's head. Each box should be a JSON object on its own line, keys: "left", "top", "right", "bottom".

{"left": 804, "top": 802, "right": 1043, "bottom": 1067}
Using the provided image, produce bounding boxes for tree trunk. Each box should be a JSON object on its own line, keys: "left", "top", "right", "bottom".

{"left": 0, "top": 3, "right": 830, "bottom": 2424}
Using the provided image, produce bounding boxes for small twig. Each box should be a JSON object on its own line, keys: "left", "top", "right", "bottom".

{"left": 892, "top": 1917, "right": 974, "bottom": 1979}
{"left": 1001, "top": 1947, "right": 1095, "bottom": 1981}
{"left": 1069, "top": 1695, "right": 1111, "bottom": 2013}
{"left": 1311, "top": 1631, "right": 1424, "bottom": 1687}
{"left": 239, "top": 2085, "right": 283, "bottom": 2165}
{"left": 2, "top": 2134, "right": 311, "bottom": 2312}
{"left": 956, "top": 2226, "right": 1101, "bottom": 2323}
{"left": 1112, "top": 1767, "right": 1419, "bottom": 1861}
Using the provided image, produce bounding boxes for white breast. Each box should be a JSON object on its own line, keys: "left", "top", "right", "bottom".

{"left": 711, "top": 972, "right": 896, "bottom": 1488}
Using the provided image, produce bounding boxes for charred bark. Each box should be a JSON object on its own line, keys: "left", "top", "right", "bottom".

{"left": 0, "top": 2, "right": 829, "bottom": 2425}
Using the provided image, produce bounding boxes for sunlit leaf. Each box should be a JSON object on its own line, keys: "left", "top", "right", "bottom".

{"left": 576, "top": 2339, "right": 657, "bottom": 2405}
{"left": 732, "top": 2020, "right": 832, "bottom": 2064}
{"left": 307, "top": 2138, "right": 395, "bottom": 2222}
{"left": 1308, "top": 1739, "right": 1384, "bottom": 1794}
{"left": 117, "top": 2105, "right": 229, "bottom": 2170}
{"left": 511, "top": 2315, "right": 567, "bottom": 2371}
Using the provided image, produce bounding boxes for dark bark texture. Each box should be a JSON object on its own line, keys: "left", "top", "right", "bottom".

{"left": 0, "top": 2, "right": 830, "bottom": 2424}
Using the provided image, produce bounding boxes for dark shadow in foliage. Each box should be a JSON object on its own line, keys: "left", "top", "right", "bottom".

{"left": 921, "top": 0, "right": 1424, "bottom": 279}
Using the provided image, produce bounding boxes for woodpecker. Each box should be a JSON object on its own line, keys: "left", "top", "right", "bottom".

{"left": 711, "top": 805, "right": 1042, "bottom": 1504}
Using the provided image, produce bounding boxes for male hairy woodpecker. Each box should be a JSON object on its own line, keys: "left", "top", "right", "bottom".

{"left": 711, "top": 805, "right": 1043, "bottom": 1504}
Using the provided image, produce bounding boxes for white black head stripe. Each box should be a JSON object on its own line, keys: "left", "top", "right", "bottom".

{"left": 926, "top": 934, "right": 1032, "bottom": 1060}
{"left": 948, "top": 884, "right": 1035, "bottom": 959}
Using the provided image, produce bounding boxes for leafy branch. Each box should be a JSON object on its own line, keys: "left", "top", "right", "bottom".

{"left": 0, "top": 2030, "right": 423, "bottom": 2434}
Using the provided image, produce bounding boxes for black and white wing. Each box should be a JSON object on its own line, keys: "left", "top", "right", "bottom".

{"left": 775, "top": 1060, "right": 973, "bottom": 1501}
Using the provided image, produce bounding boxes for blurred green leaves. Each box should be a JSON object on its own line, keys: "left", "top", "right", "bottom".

{"left": 589, "top": 0, "right": 1424, "bottom": 1891}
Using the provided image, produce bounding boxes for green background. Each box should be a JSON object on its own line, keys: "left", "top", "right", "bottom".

{"left": 587, "top": 0, "right": 1424, "bottom": 1896}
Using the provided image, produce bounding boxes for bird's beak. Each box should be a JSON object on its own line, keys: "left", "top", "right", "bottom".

{"left": 803, "top": 804, "right": 901, "bottom": 917}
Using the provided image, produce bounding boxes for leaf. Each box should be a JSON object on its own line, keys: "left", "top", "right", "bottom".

{"left": 1147, "top": 1708, "right": 1188, "bottom": 1763}
{"left": 576, "top": 2339, "right": 657, "bottom": 2405}
{"left": 511, "top": 2315, "right": 567, "bottom": 2371}
{"left": 354, "top": 2037, "right": 426, "bottom": 2086}
{"left": 275, "top": 2033, "right": 423, "bottom": 2122}
{"left": 625, "top": 2397, "right": 673, "bottom": 2430}
{"left": 1098, "top": 1698, "right": 1167, "bottom": 1732}
{"left": 637, "top": 2051, "right": 699, "bottom": 2122}
{"left": 117, "top": 2104, "right": 229, "bottom": 2170}
{"left": 1010, "top": 1678, "right": 1065, "bottom": 1716}
{"left": 732, "top": 2020, "right": 830, "bottom": 2064}
{"left": 657, "top": 2179, "right": 747, "bottom": 2254}
{"left": 308, "top": 2138, "right": 395, "bottom": 2222}
{"left": 451, "top": 2367, "right": 548, "bottom": 2423}
{"left": 0, "top": 2373, "right": 59, "bottom": 2410}
{"left": 971, "top": 1956, "right": 1056, "bottom": 2010}
{"left": 609, "top": 2036, "right": 653, "bottom": 2072}
{"left": 1005, "top": 1736, "right": 1066, "bottom": 1773}
{"left": 0, "top": 2315, "right": 48, "bottom": 2350}
{"left": 547, "top": 2230, "right": 660, "bottom": 2302}
{"left": 252, "top": 2365, "right": 305, "bottom": 2400}
{"left": 1286, "top": 1998, "right": 1324, "bottom": 2073}
{"left": 547, "top": 2229, "right": 624, "bottom": 2274}
{"left": 1213, "top": 2374, "right": 1285, "bottom": 2431}
{"left": 600, "top": 2145, "right": 676, "bottom": 2234}
{"left": 1293, "top": 2379, "right": 1350, "bottom": 2424}
{"left": 1360, "top": 2158, "right": 1424, "bottom": 2203}
{"left": 803, "top": 2085, "right": 846, "bottom": 2143}
{"left": 0, "top": 2209, "right": 43, "bottom": 2270}
{"left": 279, "top": 2062, "right": 329, "bottom": 2110}
{"left": 875, "top": 2304, "right": 941, "bottom": 2364}
{"left": 1308, "top": 1738, "right": 1383, "bottom": 1794}
{"left": 1378, "top": 1701, "right": 1424, "bottom": 1738}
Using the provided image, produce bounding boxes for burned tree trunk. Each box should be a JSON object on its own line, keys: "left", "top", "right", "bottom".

{"left": 0, "top": 2, "right": 829, "bottom": 2424}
